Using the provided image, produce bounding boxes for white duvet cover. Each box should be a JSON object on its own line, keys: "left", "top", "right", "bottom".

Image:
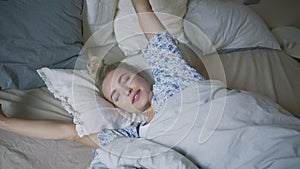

{"left": 90, "top": 80, "right": 300, "bottom": 169}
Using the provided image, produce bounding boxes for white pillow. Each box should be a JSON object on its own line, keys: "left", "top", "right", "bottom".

{"left": 114, "top": 0, "right": 188, "bottom": 56}
{"left": 183, "top": 0, "right": 280, "bottom": 54}
{"left": 37, "top": 68, "right": 146, "bottom": 137}
{"left": 82, "top": 0, "right": 117, "bottom": 44}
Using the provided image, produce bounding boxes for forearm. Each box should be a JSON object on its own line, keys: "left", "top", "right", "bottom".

{"left": 131, "top": 0, "right": 165, "bottom": 40}
{"left": 0, "top": 118, "right": 75, "bottom": 140}
{"left": 0, "top": 117, "right": 100, "bottom": 148}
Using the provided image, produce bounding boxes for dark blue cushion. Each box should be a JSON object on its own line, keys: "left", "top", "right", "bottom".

{"left": 0, "top": 0, "right": 83, "bottom": 89}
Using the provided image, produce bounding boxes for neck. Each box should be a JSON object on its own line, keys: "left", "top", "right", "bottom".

{"left": 143, "top": 106, "right": 154, "bottom": 125}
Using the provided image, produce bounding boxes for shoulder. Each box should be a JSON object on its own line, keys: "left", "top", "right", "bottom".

{"left": 98, "top": 123, "right": 140, "bottom": 146}
{"left": 146, "top": 31, "right": 177, "bottom": 49}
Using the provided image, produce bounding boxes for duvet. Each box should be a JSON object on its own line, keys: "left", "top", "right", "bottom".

{"left": 90, "top": 80, "right": 300, "bottom": 169}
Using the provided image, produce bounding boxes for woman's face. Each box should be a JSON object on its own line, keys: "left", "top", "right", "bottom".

{"left": 101, "top": 68, "right": 152, "bottom": 113}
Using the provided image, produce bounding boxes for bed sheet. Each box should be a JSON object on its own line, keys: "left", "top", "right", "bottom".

{"left": 218, "top": 49, "right": 300, "bottom": 118}
{"left": 0, "top": 88, "right": 93, "bottom": 169}
{"left": 177, "top": 43, "right": 300, "bottom": 118}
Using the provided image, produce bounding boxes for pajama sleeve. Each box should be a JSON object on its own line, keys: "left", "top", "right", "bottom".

{"left": 97, "top": 122, "right": 140, "bottom": 146}
{"left": 142, "top": 31, "right": 205, "bottom": 111}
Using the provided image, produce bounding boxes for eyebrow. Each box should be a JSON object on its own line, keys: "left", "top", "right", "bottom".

{"left": 110, "top": 73, "right": 126, "bottom": 101}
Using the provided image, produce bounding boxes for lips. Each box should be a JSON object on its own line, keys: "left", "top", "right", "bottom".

{"left": 132, "top": 89, "right": 141, "bottom": 104}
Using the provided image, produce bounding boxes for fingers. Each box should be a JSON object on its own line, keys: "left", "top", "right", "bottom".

{"left": 0, "top": 87, "right": 3, "bottom": 112}
{"left": 0, "top": 103, "right": 6, "bottom": 118}
{"left": 0, "top": 86, "right": 2, "bottom": 109}
{"left": 0, "top": 86, "right": 2, "bottom": 108}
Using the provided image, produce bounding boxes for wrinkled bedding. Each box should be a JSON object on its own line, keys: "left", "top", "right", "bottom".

{"left": 90, "top": 81, "right": 300, "bottom": 169}
{"left": 180, "top": 43, "right": 300, "bottom": 118}
{"left": 1, "top": 0, "right": 300, "bottom": 168}
{"left": 218, "top": 49, "right": 300, "bottom": 118}
{"left": 0, "top": 47, "right": 299, "bottom": 169}
{"left": 0, "top": 88, "right": 93, "bottom": 169}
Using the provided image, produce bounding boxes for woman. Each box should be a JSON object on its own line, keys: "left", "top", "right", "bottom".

{"left": 89, "top": 2, "right": 300, "bottom": 169}
{"left": 1, "top": 0, "right": 300, "bottom": 168}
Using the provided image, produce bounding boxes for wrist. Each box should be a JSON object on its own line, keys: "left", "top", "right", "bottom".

{"left": 0, "top": 117, "right": 9, "bottom": 130}
{"left": 131, "top": 0, "right": 153, "bottom": 13}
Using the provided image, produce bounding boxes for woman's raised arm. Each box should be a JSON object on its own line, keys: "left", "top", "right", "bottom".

{"left": 0, "top": 104, "right": 99, "bottom": 148}
{"left": 131, "top": 0, "right": 165, "bottom": 40}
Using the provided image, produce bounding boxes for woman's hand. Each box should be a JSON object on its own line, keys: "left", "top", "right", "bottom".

{"left": 0, "top": 104, "right": 8, "bottom": 128}
{"left": 0, "top": 87, "right": 6, "bottom": 123}
{"left": 0, "top": 104, "right": 6, "bottom": 119}
{"left": 131, "top": 0, "right": 165, "bottom": 40}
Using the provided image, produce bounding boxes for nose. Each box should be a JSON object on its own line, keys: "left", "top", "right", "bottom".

{"left": 126, "top": 87, "right": 133, "bottom": 96}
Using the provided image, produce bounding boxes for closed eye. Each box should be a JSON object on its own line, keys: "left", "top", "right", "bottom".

{"left": 123, "top": 76, "right": 130, "bottom": 84}
{"left": 121, "top": 74, "right": 130, "bottom": 84}
{"left": 111, "top": 73, "right": 130, "bottom": 103}
{"left": 113, "top": 93, "right": 120, "bottom": 102}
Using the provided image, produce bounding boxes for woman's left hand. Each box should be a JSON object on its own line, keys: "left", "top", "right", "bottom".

{"left": 0, "top": 87, "right": 6, "bottom": 122}
{"left": 0, "top": 104, "right": 8, "bottom": 124}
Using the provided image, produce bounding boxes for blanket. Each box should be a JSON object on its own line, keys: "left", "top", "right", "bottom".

{"left": 90, "top": 80, "right": 300, "bottom": 169}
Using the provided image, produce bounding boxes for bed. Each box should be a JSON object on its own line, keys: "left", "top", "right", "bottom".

{"left": 0, "top": 0, "right": 299, "bottom": 168}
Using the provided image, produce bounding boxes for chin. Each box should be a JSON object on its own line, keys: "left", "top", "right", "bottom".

{"left": 138, "top": 100, "right": 150, "bottom": 111}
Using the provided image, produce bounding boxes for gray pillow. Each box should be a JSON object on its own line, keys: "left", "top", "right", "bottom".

{"left": 0, "top": 0, "right": 83, "bottom": 89}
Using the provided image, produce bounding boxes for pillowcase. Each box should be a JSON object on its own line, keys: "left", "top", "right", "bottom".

{"left": 82, "top": 0, "right": 117, "bottom": 44}
{"left": 37, "top": 68, "right": 146, "bottom": 137}
{"left": 114, "top": 0, "right": 188, "bottom": 56}
{"left": 183, "top": 0, "right": 281, "bottom": 54}
{"left": 0, "top": 0, "right": 83, "bottom": 90}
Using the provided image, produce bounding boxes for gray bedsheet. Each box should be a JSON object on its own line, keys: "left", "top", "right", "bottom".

{"left": 0, "top": 88, "right": 93, "bottom": 169}
{"left": 219, "top": 49, "right": 300, "bottom": 118}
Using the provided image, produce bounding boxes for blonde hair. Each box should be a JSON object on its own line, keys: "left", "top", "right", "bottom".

{"left": 86, "top": 56, "right": 148, "bottom": 96}
{"left": 97, "top": 62, "right": 119, "bottom": 86}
